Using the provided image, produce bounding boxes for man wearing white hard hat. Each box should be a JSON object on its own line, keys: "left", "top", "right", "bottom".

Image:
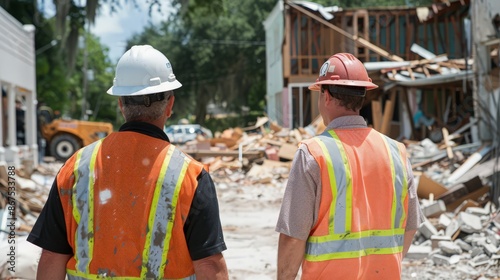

{"left": 28, "top": 45, "right": 229, "bottom": 279}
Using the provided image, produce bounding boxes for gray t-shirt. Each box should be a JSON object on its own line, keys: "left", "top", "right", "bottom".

{"left": 276, "top": 116, "right": 424, "bottom": 240}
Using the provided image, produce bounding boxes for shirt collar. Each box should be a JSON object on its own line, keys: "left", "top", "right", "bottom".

{"left": 119, "top": 121, "right": 170, "bottom": 142}
{"left": 325, "top": 115, "right": 368, "bottom": 130}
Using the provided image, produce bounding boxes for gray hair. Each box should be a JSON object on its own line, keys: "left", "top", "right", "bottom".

{"left": 120, "top": 92, "right": 173, "bottom": 122}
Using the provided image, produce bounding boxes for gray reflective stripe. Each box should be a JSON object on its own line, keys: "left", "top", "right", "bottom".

{"left": 383, "top": 135, "right": 405, "bottom": 228}
{"left": 73, "top": 141, "right": 100, "bottom": 273}
{"left": 306, "top": 234, "right": 404, "bottom": 256}
{"left": 67, "top": 272, "right": 196, "bottom": 280}
{"left": 145, "top": 147, "right": 190, "bottom": 277}
{"left": 318, "top": 133, "right": 347, "bottom": 234}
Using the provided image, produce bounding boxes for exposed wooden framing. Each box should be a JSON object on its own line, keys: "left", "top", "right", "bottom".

{"left": 341, "top": 15, "right": 348, "bottom": 53}
{"left": 450, "top": 14, "right": 463, "bottom": 58}
{"left": 424, "top": 22, "right": 428, "bottom": 53}
{"left": 396, "top": 13, "right": 400, "bottom": 57}
{"left": 286, "top": 2, "right": 405, "bottom": 62}
{"left": 444, "top": 13, "right": 449, "bottom": 55}
{"left": 353, "top": 12, "right": 359, "bottom": 57}
{"left": 297, "top": 12, "right": 302, "bottom": 74}
{"left": 407, "top": 67, "right": 416, "bottom": 80}
{"left": 381, "top": 90, "right": 397, "bottom": 135}
{"left": 433, "top": 16, "right": 439, "bottom": 54}
{"left": 406, "top": 13, "right": 411, "bottom": 60}
{"left": 441, "top": 89, "right": 446, "bottom": 121}
{"left": 284, "top": 6, "right": 291, "bottom": 78}
{"left": 434, "top": 88, "right": 441, "bottom": 120}
{"left": 361, "top": 10, "right": 370, "bottom": 61}
{"left": 372, "top": 99, "right": 383, "bottom": 131}
{"left": 376, "top": 14, "right": 381, "bottom": 61}
{"left": 385, "top": 15, "right": 391, "bottom": 54}
{"left": 306, "top": 16, "right": 311, "bottom": 74}
{"left": 451, "top": 86, "right": 457, "bottom": 119}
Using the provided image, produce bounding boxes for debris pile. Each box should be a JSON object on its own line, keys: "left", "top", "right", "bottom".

{"left": 0, "top": 160, "right": 61, "bottom": 279}
{"left": 0, "top": 114, "right": 498, "bottom": 278}
{"left": 402, "top": 137, "right": 500, "bottom": 279}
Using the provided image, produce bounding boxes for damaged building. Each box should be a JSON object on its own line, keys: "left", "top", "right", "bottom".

{"left": 264, "top": 0, "right": 500, "bottom": 201}
{"left": 263, "top": 0, "right": 500, "bottom": 276}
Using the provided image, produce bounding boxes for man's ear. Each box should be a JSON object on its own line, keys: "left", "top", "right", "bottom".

{"left": 322, "top": 89, "right": 333, "bottom": 104}
{"left": 165, "top": 95, "right": 175, "bottom": 118}
{"left": 118, "top": 98, "right": 125, "bottom": 116}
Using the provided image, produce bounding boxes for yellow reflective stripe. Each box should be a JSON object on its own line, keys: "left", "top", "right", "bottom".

{"left": 72, "top": 150, "right": 83, "bottom": 222}
{"left": 306, "top": 229, "right": 405, "bottom": 261}
{"left": 141, "top": 145, "right": 175, "bottom": 278}
{"left": 398, "top": 145, "right": 408, "bottom": 228}
{"left": 312, "top": 138, "right": 337, "bottom": 234}
{"left": 87, "top": 141, "right": 101, "bottom": 272}
{"left": 327, "top": 130, "right": 352, "bottom": 232}
{"left": 71, "top": 140, "right": 102, "bottom": 274}
{"left": 160, "top": 155, "right": 190, "bottom": 277}
{"left": 308, "top": 228, "right": 406, "bottom": 242}
{"left": 381, "top": 136, "right": 398, "bottom": 230}
{"left": 71, "top": 149, "right": 84, "bottom": 270}
{"left": 305, "top": 246, "right": 403, "bottom": 261}
{"left": 67, "top": 269, "right": 195, "bottom": 280}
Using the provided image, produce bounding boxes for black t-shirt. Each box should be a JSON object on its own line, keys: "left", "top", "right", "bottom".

{"left": 27, "top": 122, "right": 226, "bottom": 261}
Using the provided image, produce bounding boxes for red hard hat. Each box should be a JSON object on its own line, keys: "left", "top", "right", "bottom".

{"left": 309, "top": 53, "right": 378, "bottom": 91}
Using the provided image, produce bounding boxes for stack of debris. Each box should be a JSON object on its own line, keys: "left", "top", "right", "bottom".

{"left": 0, "top": 114, "right": 498, "bottom": 278}
{"left": 0, "top": 161, "right": 61, "bottom": 278}
{"left": 403, "top": 132, "right": 500, "bottom": 277}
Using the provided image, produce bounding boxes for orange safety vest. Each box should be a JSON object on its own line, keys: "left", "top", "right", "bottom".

{"left": 301, "top": 128, "right": 409, "bottom": 280}
{"left": 56, "top": 132, "right": 203, "bottom": 279}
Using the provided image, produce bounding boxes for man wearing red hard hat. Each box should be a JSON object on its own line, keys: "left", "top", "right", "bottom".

{"left": 276, "top": 53, "right": 424, "bottom": 279}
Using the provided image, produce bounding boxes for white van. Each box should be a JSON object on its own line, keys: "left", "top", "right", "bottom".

{"left": 164, "top": 124, "right": 213, "bottom": 144}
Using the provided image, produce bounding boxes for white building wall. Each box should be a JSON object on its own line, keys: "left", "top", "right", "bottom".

{"left": 263, "top": 1, "right": 284, "bottom": 125}
{"left": 0, "top": 6, "right": 38, "bottom": 166}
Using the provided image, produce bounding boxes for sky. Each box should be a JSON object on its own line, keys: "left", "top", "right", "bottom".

{"left": 91, "top": 2, "right": 174, "bottom": 63}
{"left": 38, "top": 0, "right": 173, "bottom": 63}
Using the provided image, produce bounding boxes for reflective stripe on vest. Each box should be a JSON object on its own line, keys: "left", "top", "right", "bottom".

{"left": 305, "top": 130, "right": 408, "bottom": 262}
{"left": 67, "top": 270, "right": 196, "bottom": 280}
{"left": 69, "top": 142, "right": 194, "bottom": 279}
{"left": 67, "top": 269, "right": 196, "bottom": 280}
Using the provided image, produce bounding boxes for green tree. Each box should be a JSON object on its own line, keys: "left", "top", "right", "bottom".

{"left": 1, "top": 1, "right": 116, "bottom": 124}
{"left": 71, "top": 33, "right": 117, "bottom": 124}
{"left": 128, "top": 0, "right": 275, "bottom": 126}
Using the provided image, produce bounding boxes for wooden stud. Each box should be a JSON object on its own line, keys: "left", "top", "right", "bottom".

{"left": 376, "top": 14, "right": 381, "bottom": 61}
{"left": 372, "top": 99, "right": 383, "bottom": 131}
{"left": 284, "top": 7, "right": 291, "bottom": 77}
{"left": 381, "top": 90, "right": 397, "bottom": 136}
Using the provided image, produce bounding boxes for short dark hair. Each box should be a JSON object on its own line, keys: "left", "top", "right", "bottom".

{"left": 321, "top": 85, "right": 365, "bottom": 112}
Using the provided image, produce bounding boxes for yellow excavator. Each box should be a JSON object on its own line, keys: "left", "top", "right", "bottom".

{"left": 38, "top": 105, "right": 113, "bottom": 161}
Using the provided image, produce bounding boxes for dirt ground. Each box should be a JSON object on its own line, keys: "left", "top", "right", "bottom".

{"left": 215, "top": 178, "right": 500, "bottom": 280}
{"left": 217, "top": 180, "right": 283, "bottom": 279}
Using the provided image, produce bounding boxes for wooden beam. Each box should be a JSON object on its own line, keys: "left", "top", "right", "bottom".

{"left": 376, "top": 14, "right": 381, "bottom": 61}
{"left": 381, "top": 90, "right": 397, "bottom": 135}
{"left": 395, "top": 13, "right": 400, "bottom": 57}
{"left": 371, "top": 99, "right": 383, "bottom": 131}
{"left": 286, "top": 2, "right": 404, "bottom": 62}
{"left": 406, "top": 12, "right": 412, "bottom": 60}
{"left": 284, "top": 6, "right": 291, "bottom": 77}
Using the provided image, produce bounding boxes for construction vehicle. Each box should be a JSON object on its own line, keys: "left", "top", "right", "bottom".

{"left": 38, "top": 106, "right": 113, "bottom": 161}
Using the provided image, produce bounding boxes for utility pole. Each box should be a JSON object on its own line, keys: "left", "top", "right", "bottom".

{"left": 81, "top": 21, "right": 89, "bottom": 121}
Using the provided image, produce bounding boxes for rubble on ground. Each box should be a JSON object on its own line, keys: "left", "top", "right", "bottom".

{"left": 0, "top": 115, "right": 499, "bottom": 279}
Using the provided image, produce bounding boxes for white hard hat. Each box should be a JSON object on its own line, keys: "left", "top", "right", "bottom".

{"left": 107, "top": 45, "right": 182, "bottom": 96}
